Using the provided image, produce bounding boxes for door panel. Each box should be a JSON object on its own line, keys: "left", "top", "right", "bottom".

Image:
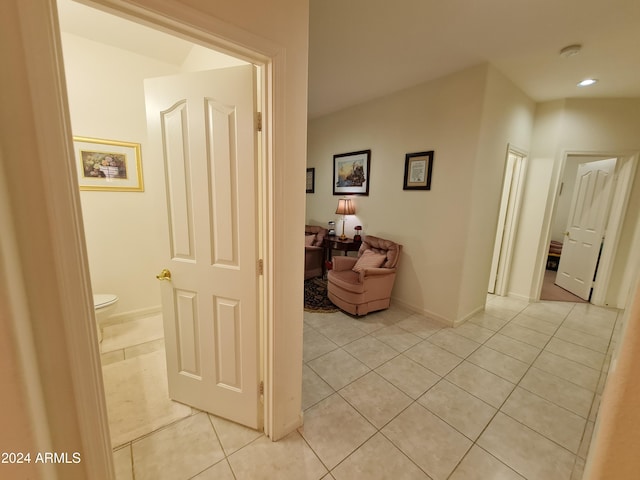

{"left": 145, "top": 65, "right": 261, "bottom": 429}
{"left": 555, "top": 158, "right": 616, "bottom": 300}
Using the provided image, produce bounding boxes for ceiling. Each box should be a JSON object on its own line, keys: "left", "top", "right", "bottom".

{"left": 58, "top": 0, "right": 640, "bottom": 119}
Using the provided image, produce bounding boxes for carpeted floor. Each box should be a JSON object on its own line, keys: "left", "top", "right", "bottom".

{"left": 540, "top": 269, "right": 588, "bottom": 303}
{"left": 304, "top": 277, "right": 340, "bottom": 312}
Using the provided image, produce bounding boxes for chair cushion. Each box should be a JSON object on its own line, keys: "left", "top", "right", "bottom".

{"left": 328, "top": 269, "right": 364, "bottom": 293}
{"left": 352, "top": 249, "right": 386, "bottom": 272}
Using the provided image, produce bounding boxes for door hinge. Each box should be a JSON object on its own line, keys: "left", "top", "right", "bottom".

{"left": 259, "top": 381, "right": 264, "bottom": 395}
{"left": 257, "top": 259, "right": 264, "bottom": 275}
{"left": 256, "top": 111, "right": 262, "bottom": 132}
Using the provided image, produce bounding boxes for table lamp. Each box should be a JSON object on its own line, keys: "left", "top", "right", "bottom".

{"left": 335, "top": 198, "right": 355, "bottom": 239}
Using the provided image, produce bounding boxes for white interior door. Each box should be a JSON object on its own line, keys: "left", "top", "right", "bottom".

{"left": 488, "top": 151, "right": 526, "bottom": 295}
{"left": 555, "top": 158, "right": 616, "bottom": 300}
{"left": 144, "top": 65, "right": 261, "bottom": 429}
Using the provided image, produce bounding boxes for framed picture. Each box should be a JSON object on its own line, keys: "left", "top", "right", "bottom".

{"left": 306, "top": 168, "right": 315, "bottom": 193}
{"left": 403, "top": 150, "right": 434, "bottom": 190}
{"left": 333, "top": 149, "right": 371, "bottom": 196}
{"left": 74, "top": 136, "right": 144, "bottom": 192}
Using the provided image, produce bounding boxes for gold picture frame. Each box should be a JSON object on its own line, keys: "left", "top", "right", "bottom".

{"left": 74, "top": 136, "right": 144, "bottom": 192}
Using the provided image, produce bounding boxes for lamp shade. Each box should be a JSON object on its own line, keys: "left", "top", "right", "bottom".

{"left": 335, "top": 198, "right": 355, "bottom": 215}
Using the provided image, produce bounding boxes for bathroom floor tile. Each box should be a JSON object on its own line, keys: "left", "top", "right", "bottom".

{"left": 113, "top": 446, "right": 133, "bottom": 480}
{"left": 101, "top": 314, "right": 164, "bottom": 353}
{"left": 102, "top": 349, "right": 191, "bottom": 447}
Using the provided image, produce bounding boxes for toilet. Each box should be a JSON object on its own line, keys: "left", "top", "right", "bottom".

{"left": 93, "top": 294, "right": 119, "bottom": 342}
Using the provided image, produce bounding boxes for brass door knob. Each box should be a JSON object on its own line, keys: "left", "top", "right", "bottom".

{"left": 563, "top": 231, "right": 570, "bottom": 237}
{"left": 156, "top": 268, "right": 172, "bottom": 281}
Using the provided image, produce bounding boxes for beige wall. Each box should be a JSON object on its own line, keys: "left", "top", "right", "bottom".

{"left": 307, "top": 64, "right": 535, "bottom": 324}
{"left": 62, "top": 32, "right": 178, "bottom": 316}
{"left": 508, "top": 98, "right": 640, "bottom": 308}
{"left": 586, "top": 276, "right": 640, "bottom": 478}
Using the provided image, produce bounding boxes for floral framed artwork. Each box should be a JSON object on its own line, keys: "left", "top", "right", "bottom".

{"left": 333, "top": 149, "right": 371, "bottom": 196}
{"left": 403, "top": 150, "right": 434, "bottom": 190}
{"left": 74, "top": 136, "right": 144, "bottom": 192}
{"left": 306, "top": 167, "right": 315, "bottom": 193}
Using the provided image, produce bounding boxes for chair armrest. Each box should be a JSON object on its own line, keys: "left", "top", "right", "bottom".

{"left": 332, "top": 256, "right": 358, "bottom": 271}
{"left": 363, "top": 267, "right": 396, "bottom": 277}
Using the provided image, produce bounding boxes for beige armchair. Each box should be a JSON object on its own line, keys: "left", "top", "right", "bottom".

{"left": 327, "top": 235, "right": 402, "bottom": 316}
{"left": 305, "top": 225, "right": 328, "bottom": 280}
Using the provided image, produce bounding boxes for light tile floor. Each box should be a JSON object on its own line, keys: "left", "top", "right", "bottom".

{"left": 103, "top": 296, "right": 621, "bottom": 479}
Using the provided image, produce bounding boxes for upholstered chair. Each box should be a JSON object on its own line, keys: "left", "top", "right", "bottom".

{"left": 304, "top": 225, "right": 328, "bottom": 280}
{"left": 327, "top": 235, "right": 402, "bottom": 315}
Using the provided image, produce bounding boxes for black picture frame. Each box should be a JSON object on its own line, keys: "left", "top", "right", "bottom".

{"left": 403, "top": 151, "right": 434, "bottom": 190}
{"left": 306, "top": 167, "right": 315, "bottom": 193}
{"left": 333, "top": 149, "right": 371, "bottom": 196}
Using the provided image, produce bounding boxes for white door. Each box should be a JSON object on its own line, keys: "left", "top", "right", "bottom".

{"left": 488, "top": 151, "right": 526, "bottom": 295}
{"left": 555, "top": 158, "right": 616, "bottom": 300}
{"left": 144, "top": 65, "right": 261, "bottom": 429}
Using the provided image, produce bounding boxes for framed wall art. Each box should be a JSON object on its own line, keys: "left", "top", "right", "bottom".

{"left": 333, "top": 149, "right": 371, "bottom": 196}
{"left": 403, "top": 150, "right": 434, "bottom": 190}
{"left": 306, "top": 167, "right": 315, "bottom": 193}
{"left": 74, "top": 136, "right": 144, "bottom": 192}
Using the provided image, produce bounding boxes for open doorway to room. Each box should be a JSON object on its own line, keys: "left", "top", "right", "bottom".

{"left": 57, "top": 0, "right": 270, "bottom": 475}
{"left": 539, "top": 151, "right": 637, "bottom": 307}
{"left": 541, "top": 155, "right": 616, "bottom": 303}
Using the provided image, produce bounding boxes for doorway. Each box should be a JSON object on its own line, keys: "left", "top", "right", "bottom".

{"left": 538, "top": 151, "right": 638, "bottom": 307}
{"left": 488, "top": 146, "right": 527, "bottom": 296}
{"left": 58, "top": 0, "right": 266, "bottom": 436}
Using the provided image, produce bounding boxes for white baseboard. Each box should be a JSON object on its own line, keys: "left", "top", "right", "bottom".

{"left": 102, "top": 305, "right": 162, "bottom": 328}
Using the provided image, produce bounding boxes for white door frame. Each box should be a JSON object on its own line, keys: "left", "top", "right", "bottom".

{"left": 534, "top": 150, "right": 639, "bottom": 307}
{"left": 4, "top": 0, "right": 287, "bottom": 476}
{"left": 488, "top": 145, "right": 528, "bottom": 296}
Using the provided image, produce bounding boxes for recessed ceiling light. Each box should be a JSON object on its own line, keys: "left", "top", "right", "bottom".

{"left": 560, "top": 44, "right": 582, "bottom": 58}
{"left": 577, "top": 78, "right": 598, "bottom": 87}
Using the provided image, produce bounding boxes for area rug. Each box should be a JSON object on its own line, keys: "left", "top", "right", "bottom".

{"left": 304, "top": 278, "right": 339, "bottom": 312}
